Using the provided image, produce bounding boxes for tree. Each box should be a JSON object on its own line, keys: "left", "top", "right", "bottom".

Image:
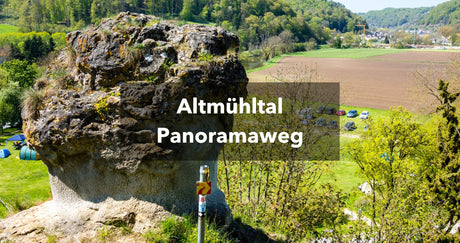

{"left": 260, "top": 35, "right": 281, "bottom": 61}
{"left": 0, "top": 60, "right": 37, "bottom": 132}
{"left": 278, "top": 29, "right": 296, "bottom": 54}
{"left": 23, "top": 36, "right": 48, "bottom": 62}
{"left": 426, "top": 80, "right": 460, "bottom": 240}
{"left": 219, "top": 65, "right": 345, "bottom": 240}
{"left": 422, "top": 34, "right": 433, "bottom": 45}
{"left": 0, "top": 68, "right": 8, "bottom": 88}
{"left": 392, "top": 30, "right": 411, "bottom": 48}
{"left": 0, "top": 83, "right": 22, "bottom": 133}
{"left": 48, "top": 36, "right": 56, "bottom": 53}
{"left": 384, "top": 35, "right": 390, "bottom": 44}
{"left": 1, "top": 60, "right": 38, "bottom": 88}
{"left": 347, "top": 107, "right": 436, "bottom": 241}
{"left": 7, "top": 44, "right": 25, "bottom": 60}
{"left": 342, "top": 32, "right": 360, "bottom": 48}
{"left": 179, "top": 0, "right": 193, "bottom": 21}
{"left": 333, "top": 36, "right": 342, "bottom": 49}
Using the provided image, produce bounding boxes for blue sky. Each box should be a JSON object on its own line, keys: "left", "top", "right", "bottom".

{"left": 333, "top": 0, "right": 452, "bottom": 13}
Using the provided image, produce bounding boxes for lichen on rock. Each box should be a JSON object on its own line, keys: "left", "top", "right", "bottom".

{"left": 1, "top": 12, "right": 247, "bottom": 242}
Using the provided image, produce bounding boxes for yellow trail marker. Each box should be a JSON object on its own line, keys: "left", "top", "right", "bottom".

{"left": 196, "top": 182, "right": 211, "bottom": 195}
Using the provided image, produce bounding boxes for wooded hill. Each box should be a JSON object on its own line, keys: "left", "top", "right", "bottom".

{"left": 0, "top": 0, "right": 365, "bottom": 49}
{"left": 286, "top": 0, "right": 367, "bottom": 33}
{"left": 422, "top": 0, "right": 460, "bottom": 25}
{"left": 360, "top": 0, "right": 460, "bottom": 28}
{"left": 360, "top": 7, "right": 432, "bottom": 28}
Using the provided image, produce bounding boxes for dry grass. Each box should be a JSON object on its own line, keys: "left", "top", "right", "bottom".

{"left": 21, "top": 88, "right": 48, "bottom": 120}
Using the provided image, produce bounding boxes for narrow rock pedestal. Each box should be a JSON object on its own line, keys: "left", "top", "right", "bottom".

{"left": 0, "top": 12, "right": 247, "bottom": 242}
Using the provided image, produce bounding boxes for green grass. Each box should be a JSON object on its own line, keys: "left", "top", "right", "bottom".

{"left": 245, "top": 47, "right": 460, "bottom": 73}
{"left": 246, "top": 48, "right": 410, "bottom": 73}
{"left": 321, "top": 160, "right": 363, "bottom": 194}
{"left": 246, "top": 55, "right": 284, "bottom": 73}
{"left": 319, "top": 130, "right": 364, "bottom": 206}
{"left": 0, "top": 130, "right": 50, "bottom": 218}
{"left": 143, "top": 215, "right": 233, "bottom": 242}
{"left": 0, "top": 24, "right": 18, "bottom": 34}
{"left": 338, "top": 105, "right": 391, "bottom": 136}
{"left": 338, "top": 104, "right": 432, "bottom": 135}
{"left": 288, "top": 48, "right": 410, "bottom": 59}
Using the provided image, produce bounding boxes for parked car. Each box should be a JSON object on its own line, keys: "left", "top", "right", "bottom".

{"left": 336, "top": 109, "right": 346, "bottom": 116}
{"left": 302, "top": 115, "right": 315, "bottom": 125}
{"left": 360, "top": 111, "right": 370, "bottom": 119}
{"left": 316, "top": 106, "right": 326, "bottom": 114}
{"left": 344, "top": 121, "right": 357, "bottom": 131}
{"left": 315, "top": 118, "right": 326, "bottom": 127}
{"left": 298, "top": 108, "right": 311, "bottom": 117}
{"left": 298, "top": 108, "right": 315, "bottom": 119}
{"left": 326, "top": 107, "right": 337, "bottom": 115}
{"left": 302, "top": 119, "right": 314, "bottom": 125}
{"left": 327, "top": 120, "right": 338, "bottom": 129}
{"left": 347, "top": 110, "right": 358, "bottom": 118}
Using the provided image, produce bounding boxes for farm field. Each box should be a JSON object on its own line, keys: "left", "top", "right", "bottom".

{"left": 248, "top": 49, "right": 460, "bottom": 111}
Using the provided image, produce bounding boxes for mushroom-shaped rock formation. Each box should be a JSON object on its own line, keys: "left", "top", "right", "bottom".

{"left": 0, "top": 12, "right": 247, "bottom": 241}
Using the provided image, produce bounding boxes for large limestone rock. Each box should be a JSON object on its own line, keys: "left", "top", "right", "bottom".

{"left": 1, "top": 12, "right": 247, "bottom": 241}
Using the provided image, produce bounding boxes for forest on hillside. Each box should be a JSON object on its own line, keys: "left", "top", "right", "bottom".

{"left": 422, "top": 0, "right": 460, "bottom": 25}
{"left": 360, "top": 0, "right": 460, "bottom": 29}
{"left": 0, "top": 0, "right": 366, "bottom": 50}
{"left": 360, "top": 7, "right": 432, "bottom": 28}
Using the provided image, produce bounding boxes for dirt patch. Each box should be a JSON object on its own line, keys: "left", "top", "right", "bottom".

{"left": 248, "top": 51, "right": 458, "bottom": 111}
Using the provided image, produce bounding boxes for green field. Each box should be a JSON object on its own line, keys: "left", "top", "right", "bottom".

{"left": 247, "top": 48, "right": 411, "bottom": 73}
{"left": 288, "top": 48, "right": 409, "bottom": 59}
{"left": 0, "top": 130, "right": 50, "bottom": 218}
{"left": 0, "top": 24, "right": 18, "bottom": 34}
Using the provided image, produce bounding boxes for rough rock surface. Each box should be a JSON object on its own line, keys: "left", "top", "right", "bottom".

{"left": 1, "top": 12, "right": 247, "bottom": 242}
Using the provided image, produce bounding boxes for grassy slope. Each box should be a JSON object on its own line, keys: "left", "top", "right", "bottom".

{"left": 318, "top": 105, "right": 388, "bottom": 200}
{"left": 0, "top": 130, "right": 50, "bottom": 218}
{"left": 324, "top": 105, "right": 433, "bottom": 206}
{"left": 0, "top": 24, "right": 18, "bottom": 34}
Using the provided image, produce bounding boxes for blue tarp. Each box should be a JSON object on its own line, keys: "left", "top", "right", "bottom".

{"left": 5, "top": 134, "right": 25, "bottom": 145}
{"left": 0, "top": 149, "right": 10, "bottom": 158}
{"left": 6, "top": 134, "right": 25, "bottom": 142}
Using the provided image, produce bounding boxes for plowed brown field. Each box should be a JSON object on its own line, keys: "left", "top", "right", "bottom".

{"left": 248, "top": 51, "right": 460, "bottom": 111}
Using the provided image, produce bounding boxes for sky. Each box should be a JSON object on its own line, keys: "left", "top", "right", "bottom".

{"left": 333, "top": 0, "right": 452, "bottom": 13}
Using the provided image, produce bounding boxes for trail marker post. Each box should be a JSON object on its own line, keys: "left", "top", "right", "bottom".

{"left": 197, "top": 165, "right": 211, "bottom": 243}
